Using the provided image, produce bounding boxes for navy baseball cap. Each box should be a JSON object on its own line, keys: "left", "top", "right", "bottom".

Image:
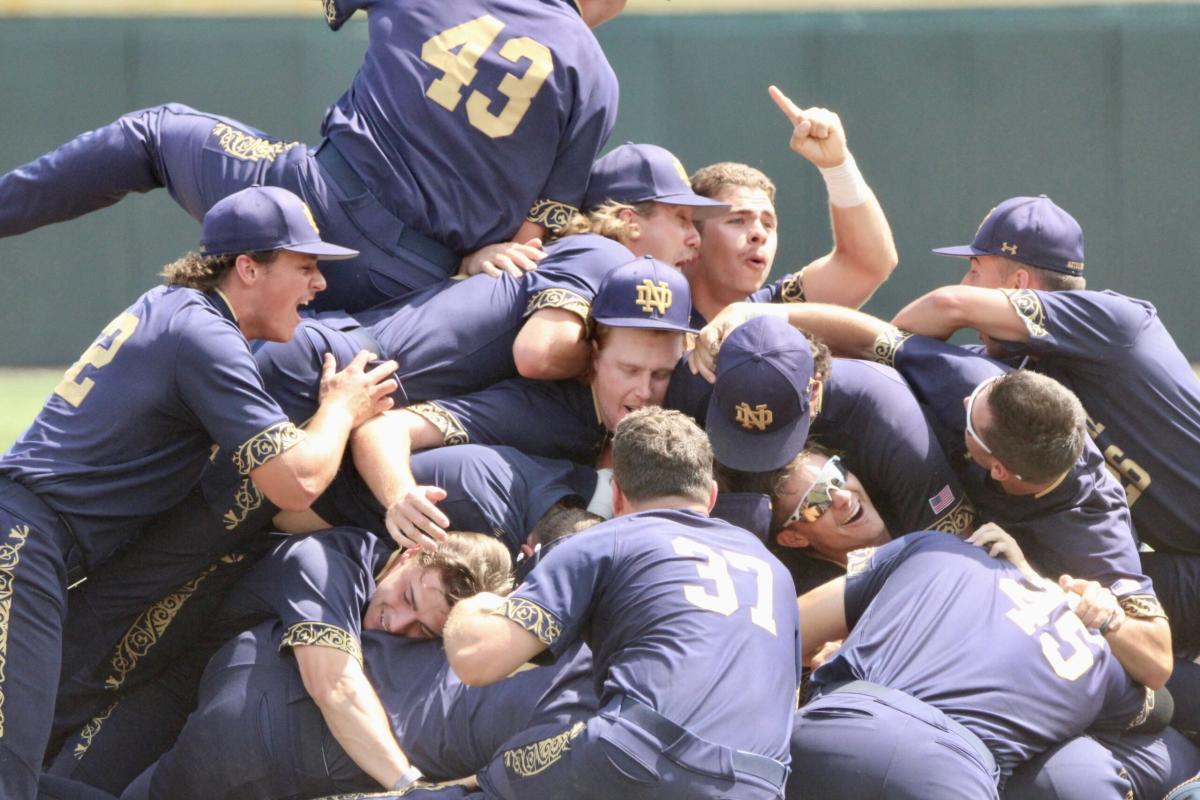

{"left": 583, "top": 143, "right": 729, "bottom": 218}
{"left": 932, "top": 195, "right": 1085, "bottom": 275}
{"left": 590, "top": 256, "right": 698, "bottom": 334}
{"left": 201, "top": 186, "right": 359, "bottom": 260}
{"left": 706, "top": 316, "right": 814, "bottom": 472}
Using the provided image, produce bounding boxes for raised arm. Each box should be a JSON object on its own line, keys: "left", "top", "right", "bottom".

{"left": 797, "top": 576, "right": 850, "bottom": 669}
{"left": 294, "top": 645, "right": 422, "bottom": 792}
{"left": 251, "top": 352, "right": 398, "bottom": 511}
{"left": 768, "top": 86, "right": 897, "bottom": 309}
{"left": 892, "top": 286, "right": 1033, "bottom": 342}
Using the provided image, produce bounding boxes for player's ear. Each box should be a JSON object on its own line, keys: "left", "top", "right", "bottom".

{"left": 776, "top": 527, "right": 810, "bottom": 549}
{"left": 989, "top": 459, "right": 1011, "bottom": 483}
{"left": 611, "top": 478, "right": 628, "bottom": 517}
{"left": 705, "top": 480, "right": 717, "bottom": 513}
{"left": 233, "top": 253, "right": 261, "bottom": 285}
{"left": 1011, "top": 267, "right": 1032, "bottom": 290}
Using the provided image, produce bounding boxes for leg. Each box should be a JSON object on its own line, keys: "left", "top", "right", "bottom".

{"left": 1096, "top": 726, "right": 1200, "bottom": 800}
{"left": 1003, "top": 735, "right": 1130, "bottom": 799}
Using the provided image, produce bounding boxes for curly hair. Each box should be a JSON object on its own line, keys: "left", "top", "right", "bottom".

{"left": 161, "top": 249, "right": 278, "bottom": 291}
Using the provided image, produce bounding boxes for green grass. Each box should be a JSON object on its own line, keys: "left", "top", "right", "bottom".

{"left": 0, "top": 368, "right": 64, "bottom": 450}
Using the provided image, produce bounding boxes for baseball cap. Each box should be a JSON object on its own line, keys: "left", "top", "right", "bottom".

{"left": 706, "top": 316, "right": 814, "bottom": 472}
{"left": 583, "top": 143, "right": 729, "bottom": 218}
{"left": 932, "top": 195, "right": 1084, "bottom": 275}
{"left": 200, "top": 186, "right": 359, "bottom": 260}
{"left": 590, "top": 256, "right": 698, "bottom": 334}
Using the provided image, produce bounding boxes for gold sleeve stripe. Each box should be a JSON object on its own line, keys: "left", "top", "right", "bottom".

{"left": 928, "top": 496, "right": 977, "bottom": 535}
{"left": 407, "top": 402, "right": 470, "bottom": 446}
{"left": 778, "top": 268, "right": 807, "bottom": 303}
{"left": 525, "top": 288, "right": 590, "bottom": 321}
{"left": 497, "top": 597, "right": 562, "bottom": 646}
{"left": 871, "top": 328, "right": 912, "bottom": 368}
{"left": 526, "top": 199, "right": 578, "bottom": 233}
{"left": 232, "top": 420, "right": 305, "bottom": 475}
{"left": 1118, "top": 594, "right": 1168, "bottom": 620}
{"left": 1004, "top": 289, "right": 1049, "bottom": 338}
{"left": 280, "top": 622, "right": 362, "bottom": 664}
{"left": 0, "top": 524, "right": 31, "bottom": 737}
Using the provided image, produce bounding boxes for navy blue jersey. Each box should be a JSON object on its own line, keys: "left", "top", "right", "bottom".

{"left": 498, "top": 508, "right": 800, "bottom": 761}
{"left": 688, "top": 268, "right": 807, "bottom": 329}
{"left": 877, "top": 332, "right": 1159, "bottom": 610}
{"left": 321, "top": 0, "right": 618, "bottom": 253}
{"left": 710, "top": 492, "right": 773, "bottom": 543}
{"left": 312, "top": 445, "right": 598, "bottom": 555}
{"left": 410, "top": 378, "right": 606, "bottom": 465}
{"left": 813, "top": 532, "right": 1153, "bottom": 776}
{"left": 0, "top": 287, "right": 295, "bottom": 568}
{"left": 666, "top": 356, "right": 973, "bottom": 535}
{"left": 993, "top": 289, "right": 1200, "bottom": 554}
{"left": 256, "top": 233, "right": 633, "bottom": 416}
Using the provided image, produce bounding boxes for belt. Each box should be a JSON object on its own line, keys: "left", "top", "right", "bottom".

{"left": 826, "top": 680, "right": 999, "bottom": 780}
{"left": 616, "top": 696, "right": 789, "bottom": 788}
{"left": 0, "top": 475, "right": 88, "bottom": 587}
{"left": 314, "top": 141, "right": 459, "bottom": 274}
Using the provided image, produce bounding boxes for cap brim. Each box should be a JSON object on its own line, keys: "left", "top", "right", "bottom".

{"left": 285, "top": 241, "right": 361, "bottom": 261}
{"left": 931, "top": 244, "right": 987, "bottom": 259}
{"left": 705, "top": 401, "right": 812, "bottom": 472}
{"left": 591, "top": 315, "right": 698, "bottom": 335}
{"left": 650, "top": 193, "right": 731, "bottom": 219}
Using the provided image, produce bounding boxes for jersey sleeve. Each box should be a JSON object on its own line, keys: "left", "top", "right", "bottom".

{"left": 842, "top": 534, "right": 929, "bottom": 628}
{"left": 749, "top": 267, "right": 808, "bottom": 305}
{"left": 663, "top": 357, "right": 712, "bottom": 424}
{"left": 525, "top": 64, "right": 619, "bottom": 234}
{"left": 994, "top": 290, "right": 1154, "bottom": 362}
{"left": 523, "top": 236, "right": 632, "bottom": 322}
{"left": 495, "top": 528, "right": 614, "bottom": 657}
{"left": 406, "top": 379, "right": 603, "bottom": 463}
{"left": 174, "top": 313, "right": 301, "bottom": 476}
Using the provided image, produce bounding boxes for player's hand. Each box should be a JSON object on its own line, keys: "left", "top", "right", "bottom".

{"left": 319, "top": 351, "right": 399, "bottom": 427}
{"left": 688, "top": 302, "right": 777, "bottom": 382}
{"left": 458, "top": 238, "right": 545, "bottom": 279}
{"left": 967, "top": 522, "right": 1039, "bottom": 582}
{"left": 768, "top": 86, "right": 848, "bottom": 170}
{"left": 1059, "top": 574, "right": 1126, "bottom": 635}
{"left": 810, "top": 639, "right": 843, "bottom": 670}
{"left": 384, "top": 485, "right": 451, "bottom": 551}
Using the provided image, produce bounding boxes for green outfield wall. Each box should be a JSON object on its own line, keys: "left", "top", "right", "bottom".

{"left": 0, "top": 4, "right": 1197, "bottom": 364}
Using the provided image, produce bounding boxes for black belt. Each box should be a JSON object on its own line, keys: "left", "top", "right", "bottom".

{"left": 314, "top": 141, "right": 459, "bottom": 274}
{"left": 616, "top": 696, "right": 788, "bottom": 787}
{"left": 826, "top": 680, "right": 999, "bottom": 780}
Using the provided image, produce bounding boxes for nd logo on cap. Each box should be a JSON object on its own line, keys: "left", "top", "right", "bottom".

{"left": 635, "top": 279, "right": 672, "bottom": 316}
{"left": 735, "top": 402, "right": 774, "bottom": 431}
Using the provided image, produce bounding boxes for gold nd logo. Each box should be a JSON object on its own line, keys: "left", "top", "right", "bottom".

{"left": 735, "top": 402, "right": 774, "bottom": 431}
{"left": 300, "top": 202, "right": 321, "bottom": 236}
{"left": 635, "top": 279, "right": 672, "bottom": 315}
{"left": 1000, "top": 242, "right": 1018, "bottom": 256}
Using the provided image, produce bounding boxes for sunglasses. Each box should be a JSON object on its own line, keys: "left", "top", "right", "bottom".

{"left": 965, "top": 375, "right": 1024, "bottom": 481}
{"left": 785, "top": 455, "right": 848, "bottom": 525}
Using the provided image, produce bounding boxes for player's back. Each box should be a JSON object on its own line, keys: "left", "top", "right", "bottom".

{"left": 322, "top": 0, "right": 618, "bottom": 254}
{"left": 813, "top": 532, "right": 1149, "bottom": 775}
{"left": 582, "top": 509, "right": 800, "bottom": 761}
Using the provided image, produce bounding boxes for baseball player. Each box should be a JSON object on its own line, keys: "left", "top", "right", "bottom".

{"left": 351, "top": 256, "right": 697, "bottom": 550}
{"left": 0, "top": 186, "right": 395, "bottom": 799}
{"left": 694, "top": 301, "right": 1172, "bottom": 690}
{"left": 683, "top": 85, "right": 898, "bottom": 327}
{"left": 433, "top": 407, "right": 798, "bottom": 800}
{"left": 791, "top": 529, "right": 1167, "bottom": 798}
{"left": 0, "top": 0, "right": 623, "bottom": 311}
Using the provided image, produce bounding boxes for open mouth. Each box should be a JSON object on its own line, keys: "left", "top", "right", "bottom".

{"left": 844, "top": 501, "right": 865, "bottom": 526}
{"left": 745, "top": 254, "right": 768, "bottom": 270}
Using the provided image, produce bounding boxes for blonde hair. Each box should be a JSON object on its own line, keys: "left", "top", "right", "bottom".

{"left": 161, "top": 250, "right": 277, "bottom": 291}
{"left": 555, "top": 200, "right": 658, "bottom": 246}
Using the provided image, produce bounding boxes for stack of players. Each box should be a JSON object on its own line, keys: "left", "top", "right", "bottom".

{"left": 2, "top": 1, "right": 1200, "bottom": 798}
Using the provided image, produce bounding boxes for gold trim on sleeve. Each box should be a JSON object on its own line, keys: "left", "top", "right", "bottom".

{"left": 778, "top": 268, "right": 808, "bottom": 303}
{"left": 0, "top": 524, "right": 31, "bottom": 737}
{"left": 497, "top": 597, "right": 562, "bottom": 646}
{"left": 526, "top": 199, "right": 578, "bottom": 233}
{"left": 1118, "top": 593, "right": 1168, "bottom": 620}
{"left": 232, "top": 421, "right": 306, "bottom": 475}
{"left": 280, "top": 621, "right": 362, "bottom": 664}
{"left": 526, "top": 288, "right": 591, "bottom": 321}
{"left": 929, "top": 496, "right": 976, "bottom": 536}
{"left": 407, "top": 402, "right": 470, "bottom": 446}
{"left": 871, "top": 328, "right": 912, "bottom": 368}
{"left": 1004, "top": 289, "right": 1049, "bottom": 338}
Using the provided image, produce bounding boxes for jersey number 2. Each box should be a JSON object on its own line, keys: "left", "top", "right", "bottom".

{"left": 421, "top": 15, "right": 553, "bottom": 139}
{"left": 672, "top": 537, "right": 777, "bottom": 635}
{"left": 54, "top": 312, "right": 140, "bottom": 408}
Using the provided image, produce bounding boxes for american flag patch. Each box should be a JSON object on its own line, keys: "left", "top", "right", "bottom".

{"left": 928, "top": 485, "right": 955, "bottom": 515}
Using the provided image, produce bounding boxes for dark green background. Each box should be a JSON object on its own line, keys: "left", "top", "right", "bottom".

{"left": 1, "top": 5, "right": 1197, "bottom": 363}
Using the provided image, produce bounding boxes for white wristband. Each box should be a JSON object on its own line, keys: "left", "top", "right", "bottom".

{"left": 390, "top": 765, "right": 423, "bottom": 792}
{"left": 819, "top": 153, "right": 871, "bottom": 208}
